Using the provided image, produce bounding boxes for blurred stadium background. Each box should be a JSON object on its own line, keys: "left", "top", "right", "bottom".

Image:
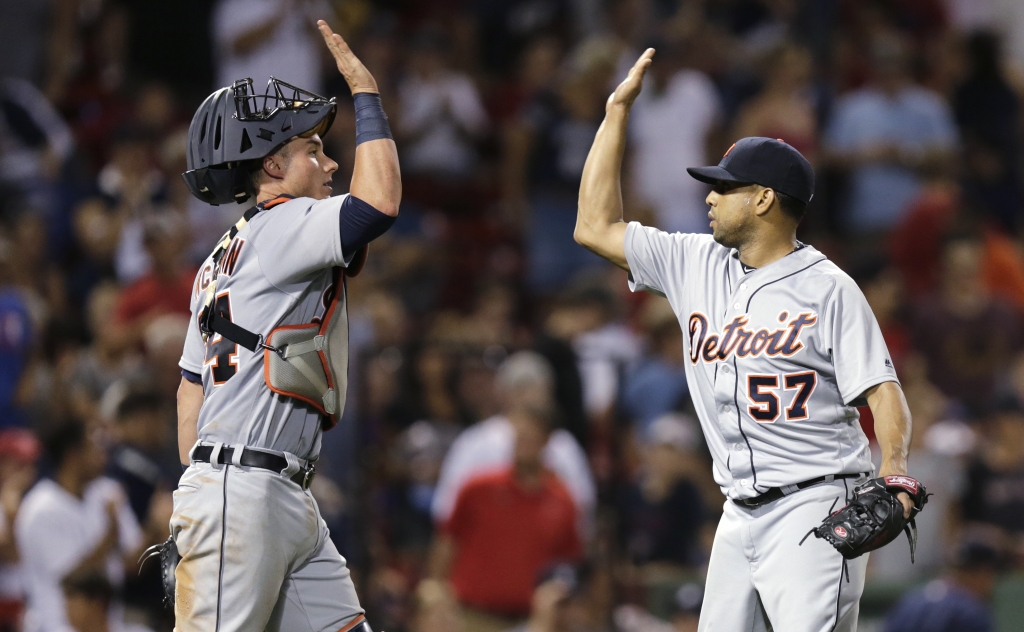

{"left": 1, "top": 0, "right": 1024, "bottom": 630}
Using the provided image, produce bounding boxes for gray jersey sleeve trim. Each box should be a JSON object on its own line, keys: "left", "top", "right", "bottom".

{"left": 841, "top": 376, "right": 901, "bottom": 408}
{"left": 623, "top": 222, "right": 668, "bottom": 297}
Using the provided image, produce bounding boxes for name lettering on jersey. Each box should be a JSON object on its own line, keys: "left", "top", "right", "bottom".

{"left": 194, "top": 264, "right": 214, "bottom": 300}
{"left": 192, "top": 238, "right": 246, "bottom": 300}
{"left": 221, "top": 238, "right": 245, "bottom": 276}
{"left": 688, "top": 311, "right": 817, "bottom": 364}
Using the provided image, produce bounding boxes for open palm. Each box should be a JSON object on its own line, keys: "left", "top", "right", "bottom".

{"left": 608, "top": 48, "right": 655, "bottom": 110}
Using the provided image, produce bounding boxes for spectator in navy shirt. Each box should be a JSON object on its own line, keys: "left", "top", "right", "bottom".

{"left": 884, "top": 536, "right": 1003, "bottom": 632}
{"left": 617, "top": 415, "right": 706, "bottom": 569}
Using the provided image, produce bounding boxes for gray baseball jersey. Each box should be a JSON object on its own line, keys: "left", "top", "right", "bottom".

{"left": 179, "top": 195, "right": 355, "bottom": 461}
{"left": 623, "top": 222, "right": 898, "bottom": 500}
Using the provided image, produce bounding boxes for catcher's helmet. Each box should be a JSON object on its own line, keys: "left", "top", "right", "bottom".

{"left": 183, "top": 78, "right": 337, "bottom": 205}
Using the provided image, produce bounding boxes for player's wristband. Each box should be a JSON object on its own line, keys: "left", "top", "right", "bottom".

{"left": 353, "top": 93, "right": 392, "bottom": 145}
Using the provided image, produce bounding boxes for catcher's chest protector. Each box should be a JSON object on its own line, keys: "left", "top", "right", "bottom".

{"left": 263, "top": 268, "right": 348, "bottom": 430}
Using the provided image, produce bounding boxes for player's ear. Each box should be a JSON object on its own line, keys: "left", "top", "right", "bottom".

{"left": 753, "top": 187, "right": 775, "bottom": 217}
{"left": 262, "top": 152, "right": 286, "bottom": 180}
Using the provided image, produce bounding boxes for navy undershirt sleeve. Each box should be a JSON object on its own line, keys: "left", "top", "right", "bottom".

{"left": 181, "top": 369, "right": 202, "bottom": 384}
{"left": 340, "top": 194, "right": 397, "bottom": 258}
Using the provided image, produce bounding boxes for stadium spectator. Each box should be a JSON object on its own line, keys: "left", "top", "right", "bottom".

{"left": 628, "top": 37, "right": 723, "bottom": 234}
{"left": 883, "top": 536, "right": 1003, "bottom": 632}
{"left": 0, "top": 79, "right": 75, "bottom": 215}
{"left": 869, "top": 354, "right": 964, "bottom": 581}
{"left": 621, "top": 298, "right": 688, "bottom": 434}
{"left": 733, "top": 43, "right": 819, "bottom": 163}
{"left": 409, "top": 579, "right": 464, "bottom": 632}
{"left": 106, "top": 392, "right": 174, "bottom": 525}
{"left": 62, "top": 571, "right": 153, "bottom": 632}
{"left": 824, "top": 32, "right": 958, "bottom": 239}
{"left": 910, "top": 231, "right": 1023, "bottom": 411}
{"left": 505, "top": 37, "right": 618, "bottom": 291}
{"left": 66, "top": 283, "right": 142, "bottom": 422}
{"left": 617, "top": 414, "right": 706, "bottom": 570}
{"left": 961, "top": 396, "right": 1024, "bottom": 535}
{"left": 431, "top": 351, "right": 596, "bottom": 531}
{"left": 432, "top": 402, "right": 582, "bottom": 632}
{"left": 111, "top": 214, "right": 195, "bottom": 350}
{"left": 503, "top": 563, "right": 603, "bottom": 632}
{"left": 16, "top": 419, "right": 143, "bottom": 632}
{"left": 211, "top": 0, "right": 327, "bottom": 94}
{"left": 397, "top": 26, "right": 489, "bottom": 182}
{"left": 952, "top": 31, "right": 1022, "bottom": 231}
{"left": 0, "top": 429, "right": 41, "bottom": 630}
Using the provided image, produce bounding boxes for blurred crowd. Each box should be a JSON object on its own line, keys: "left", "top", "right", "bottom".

{"left": 2, "top": 0, "right": 1024, "bottom": 630}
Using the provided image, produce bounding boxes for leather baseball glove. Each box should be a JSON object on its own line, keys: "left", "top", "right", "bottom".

{"left": 801, "top": 475, "right": 930, "bottom": 561}
{"left": 140, "top": 536, "right": 180, "bottom": 608}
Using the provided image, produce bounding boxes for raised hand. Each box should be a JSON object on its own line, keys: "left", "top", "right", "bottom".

{"left": 607, "top": 48, "right": 655, "bottom": 111}
{"left": 317, "top": 20, "right": 378, "bottom": 94}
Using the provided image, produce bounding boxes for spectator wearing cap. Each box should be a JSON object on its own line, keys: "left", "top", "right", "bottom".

{"left": 0, "top": 429, "right": 40, "bottom": 630}
{"left": 62, "top": 571, "right": 153, "bottom": 632}
{"left": 616, "top": 415, "right": 707, "bottom": 571}
{"left": 15, "top": 419, "right": 143, "bottom": 632}
{"left": 432, "top": 402, "right": 583, "bottom": 632}
{"left": 883, "top": 536, "right": 1003, "bottom": 632}
{"left": 431, "top": 352, "right": 595, "bottom": 535}
{"left": 823, "top": 32, "right": 958, "bottom": 239}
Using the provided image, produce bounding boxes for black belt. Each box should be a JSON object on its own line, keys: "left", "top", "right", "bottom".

{"left": 191, "top": 445, "right": 316, "bottom": 490}
{"left": 732, "top": 473, "right": 864, "bottom": 508}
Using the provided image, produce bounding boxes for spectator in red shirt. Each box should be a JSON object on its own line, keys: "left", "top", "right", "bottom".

{"left": 431, "top": 401, "right": 582, "bottom": 632}
{"left": 110, "top": 214, "right": 196, "bottom": 352}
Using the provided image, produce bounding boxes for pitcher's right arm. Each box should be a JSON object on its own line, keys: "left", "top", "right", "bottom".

{"left": 573, "top": 49, "right": 654, "bottom": 270}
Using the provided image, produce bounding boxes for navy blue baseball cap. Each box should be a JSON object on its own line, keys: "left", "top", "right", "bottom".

{"left": 687, "top": 137, "right": 815, "bottom": 205}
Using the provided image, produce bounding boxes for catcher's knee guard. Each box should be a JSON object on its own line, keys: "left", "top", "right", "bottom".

{"left": 343, "top": 620, "right": 374, "bottom": 632}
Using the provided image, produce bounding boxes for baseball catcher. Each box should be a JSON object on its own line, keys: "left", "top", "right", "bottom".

{"left": 167, "top": 20, "right": 399, "bottom": 631}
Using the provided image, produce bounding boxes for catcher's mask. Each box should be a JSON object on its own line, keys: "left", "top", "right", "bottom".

{"left": 182, "top": 78, "right": 337, "bottom": 205}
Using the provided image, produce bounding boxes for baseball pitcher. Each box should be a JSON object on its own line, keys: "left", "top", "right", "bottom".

{"left": 575, "top": 50, "right": 928, "bottom": 631}
{"left": 172, "top": 21, "right": 399, "bottom": 631}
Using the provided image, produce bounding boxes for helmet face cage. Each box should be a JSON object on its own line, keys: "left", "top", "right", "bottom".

{"left": 232, "top": 77, "right": 332, "bottom": 123}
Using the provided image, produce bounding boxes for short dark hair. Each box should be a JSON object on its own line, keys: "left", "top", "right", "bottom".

{"left": 775, "top": 190, "right": 807, "bottom": 221}
{"left": 41, "top": 419, "right": 87, "bottom": 469}
{"left": 62, "top": 571, "right": 114, "bottom": 605}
